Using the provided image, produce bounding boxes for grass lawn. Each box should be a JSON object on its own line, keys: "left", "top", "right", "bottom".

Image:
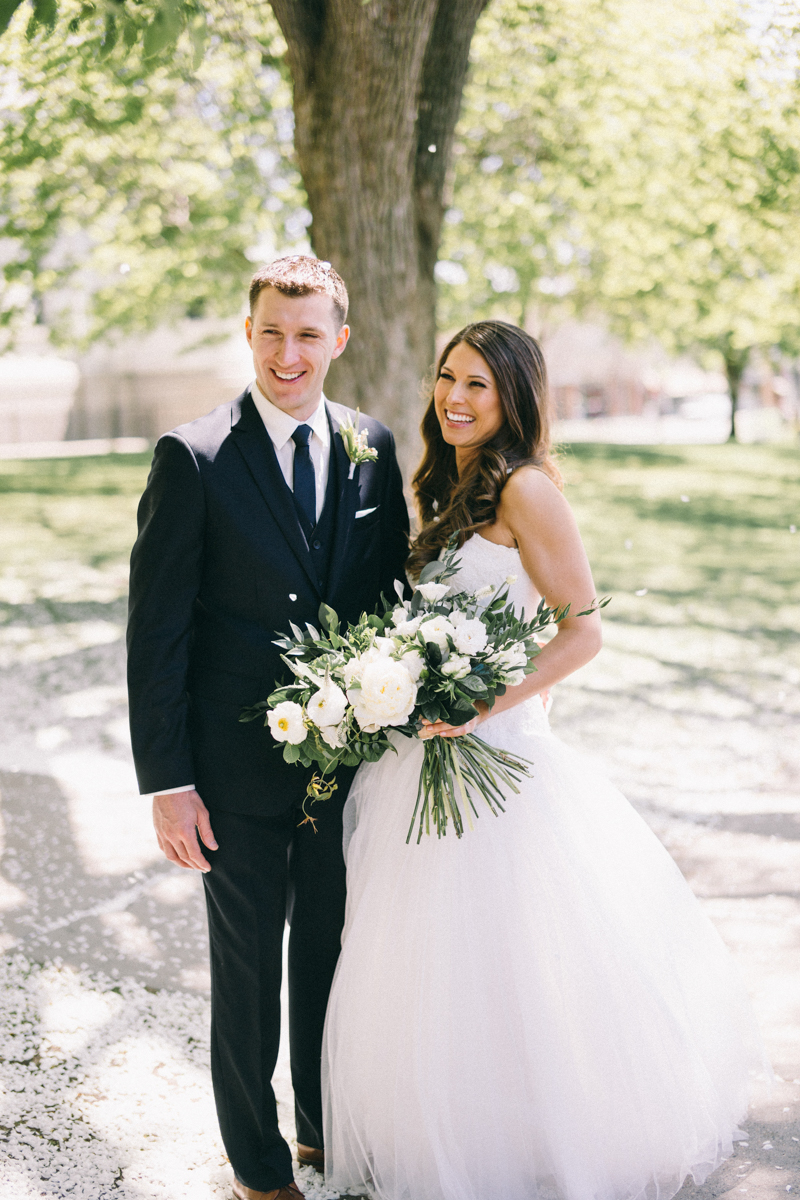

{"left": 0, "top": 440, "right": 797, "bottom": 780}
{"left": 0, "top": 442, "right": 798, "bottom": 1198}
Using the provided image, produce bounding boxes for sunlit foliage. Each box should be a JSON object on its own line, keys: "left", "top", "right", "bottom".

{"left": 0, "top": 0, "right": 303, "bottom": 345}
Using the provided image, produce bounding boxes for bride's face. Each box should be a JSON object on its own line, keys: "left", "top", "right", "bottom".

{"left": 433, "top": 342, "right": 505, "bottom": 456}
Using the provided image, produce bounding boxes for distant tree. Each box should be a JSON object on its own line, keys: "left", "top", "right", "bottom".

{"left": 1, "top": 0, "right": 490, "bottom": 454}
{"left": 0, "top": 3, "right": 303, "bottom": 341}
{"left": 438, "top": 0, "right": 800, "bottom": 440}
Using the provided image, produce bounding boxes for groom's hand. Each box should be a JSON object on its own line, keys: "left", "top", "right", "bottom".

{"left": 153, "top": 789, "right": 218, "bottom": 872}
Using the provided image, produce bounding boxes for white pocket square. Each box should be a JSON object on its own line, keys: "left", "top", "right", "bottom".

{"left": 355, "top": 506, "right": 378, "bottom": 519}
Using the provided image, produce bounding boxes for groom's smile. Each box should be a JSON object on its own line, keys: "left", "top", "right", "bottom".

{"left": 246, "top": 287, "right": 350, "bottom": 421}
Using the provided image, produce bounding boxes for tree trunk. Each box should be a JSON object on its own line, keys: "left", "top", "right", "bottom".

{"left": 723, "top": 345, "right": 749, "bottom": 443}
{"left": 269, "top": 0, "right": 488, "bottom": 468}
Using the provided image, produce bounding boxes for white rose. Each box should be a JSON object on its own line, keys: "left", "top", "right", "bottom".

{"left": 397, "top": 646, "right": 425, "bottom": 680}
{"left": 416, "top": 581, "right": 450, "bottom": 603}
{"left": 267, "top": 701, "right": 306, "bottom": 745}
{"left": 348, "top": 659, "right": 417, "bottom": 730}
{"left": 417, "top": 614, "right": 456, "bottom": 651}
{"left": 451, "top": 618, "right": 488, "bottom": 656}
{"left": 305, "top": 678, "right": 348, "bottom": 728}
{"left": 440, "top": 654, "right": 471, "bottom": 679}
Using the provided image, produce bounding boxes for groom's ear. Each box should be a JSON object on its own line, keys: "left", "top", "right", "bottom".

{"left": 331, "top": 324, "right": 350, "bottom": 359}
{"left": 245, "top": 315, "right": 253, "bottom": 347}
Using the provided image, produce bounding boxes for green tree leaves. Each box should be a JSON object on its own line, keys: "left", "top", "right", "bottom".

{"left": 0, "top": 0, "right": 304, "bottom": 345}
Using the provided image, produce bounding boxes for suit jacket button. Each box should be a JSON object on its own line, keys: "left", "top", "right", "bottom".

{"left": 312, "top": 539, "right": 322, "bottom": 550}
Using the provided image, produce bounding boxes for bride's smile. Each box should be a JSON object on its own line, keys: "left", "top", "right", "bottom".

{"left": 434, "top": 341, "right": 505, "bottom": 461}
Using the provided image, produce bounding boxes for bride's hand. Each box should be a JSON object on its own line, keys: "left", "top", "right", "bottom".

{"left": 419, "top": 704, "right": 486, "bottom": 740}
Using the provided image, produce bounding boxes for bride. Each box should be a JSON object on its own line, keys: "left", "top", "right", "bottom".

{"left": 321, "top": 320, "right": 764, "bottom": 1200}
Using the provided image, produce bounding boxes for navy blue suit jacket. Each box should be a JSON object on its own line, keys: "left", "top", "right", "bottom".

{"left": 127, "top": 389, "right": 410, "bottom": 814}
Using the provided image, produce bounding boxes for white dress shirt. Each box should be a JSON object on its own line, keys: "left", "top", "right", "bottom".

{"left": 250, "top": 380, "right": 331, "bottom": 523}
{"left": 152, "top": 383, "right": 332, "bottom": 798}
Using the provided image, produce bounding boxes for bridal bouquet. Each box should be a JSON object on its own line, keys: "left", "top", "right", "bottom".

{"left": 241, "top": 537, "right": 594, "bottom": 842}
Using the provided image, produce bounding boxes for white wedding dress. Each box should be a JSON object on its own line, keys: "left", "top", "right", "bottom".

{"left": 322, "top": 534, "right": 765, "bottom": 1200}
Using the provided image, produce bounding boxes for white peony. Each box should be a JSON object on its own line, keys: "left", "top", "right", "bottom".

{"left": 397, "top": 646, "right": 425, "bottom": 680}
{"left": 451, "top": 618, "right": 488, "bottom": 656}
{"left": 348, "top": 659, "right": 417, "bottom": 731}
{"left": 342, "top": 639, "right": 395, "bottom": 688}
{"left": 305, "top": 678, "right": 348, "bottom": 728}
{"left": 417, "top": 614, "right": 456, "bottom": 651}
{"left": 441, "top": 654, "right": 471, "bottom": 679}
{"left": 267, "top": 701, "right": 306, "bottom": 744}
{"left": 416, "top": 582, "right": 450, "bottom": 603}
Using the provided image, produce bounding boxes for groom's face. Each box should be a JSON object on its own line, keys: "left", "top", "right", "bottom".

{"left": 246, "top": 287, "right": 350, "bottom": 419}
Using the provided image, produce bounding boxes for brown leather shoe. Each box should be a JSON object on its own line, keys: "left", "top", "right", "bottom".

{"left": 231, "top": 1180, "right": 304, "bottom": 1200}
{"left": 296, "top": 1143, "right": 324, "bottom": 1172}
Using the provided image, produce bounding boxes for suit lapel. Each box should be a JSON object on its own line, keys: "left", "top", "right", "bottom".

{"left": 326, "top": 402, "right": 360, "bottom": 599}
{"left": 230, "top": 391, "right": 320, "bottom": 595}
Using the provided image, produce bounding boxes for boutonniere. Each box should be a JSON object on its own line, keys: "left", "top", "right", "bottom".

{"left": 339, "top": 409, "right": 378, "bottom": 479}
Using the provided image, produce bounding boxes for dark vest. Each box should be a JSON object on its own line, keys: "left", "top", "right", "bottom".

{"left": 293, "top": 428, "right": 338, "bottom": 595}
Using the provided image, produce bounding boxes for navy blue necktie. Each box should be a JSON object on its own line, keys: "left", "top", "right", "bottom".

{"left": 292, "top": 424, "right": 316, "bottom": 533}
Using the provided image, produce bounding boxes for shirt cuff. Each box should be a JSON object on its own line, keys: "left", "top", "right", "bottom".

{"left": 148, "top": 784, "right": 195, "bottom": 797}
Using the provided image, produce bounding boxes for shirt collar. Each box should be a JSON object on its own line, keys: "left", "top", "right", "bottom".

{"left": 250, "top": 381, "right": 330, "bottom": 451}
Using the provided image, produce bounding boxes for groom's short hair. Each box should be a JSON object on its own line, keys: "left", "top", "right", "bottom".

{"left": 249, "top": 256, "right": 349, "bottom": 328}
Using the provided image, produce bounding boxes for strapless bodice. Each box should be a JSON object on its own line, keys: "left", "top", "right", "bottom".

{"left": 448, "top": 534, "right": 551, "bottom": 739}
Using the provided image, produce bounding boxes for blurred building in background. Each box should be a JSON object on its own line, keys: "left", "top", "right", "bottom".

{"left": 0, "top": 317, "right": 797, "bottom": 448}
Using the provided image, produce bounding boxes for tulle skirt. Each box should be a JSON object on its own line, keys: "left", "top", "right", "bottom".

{"left": 322, "top": 699, "right": 765, "bottom": 1200}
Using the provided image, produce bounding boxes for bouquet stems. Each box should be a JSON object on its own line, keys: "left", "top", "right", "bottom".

{"left": 406, "top": 734, "right": 532, "bottom": 844}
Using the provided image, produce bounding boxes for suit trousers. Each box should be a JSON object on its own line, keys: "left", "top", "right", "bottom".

{"left": 201, "top": 779, "right": 352, "bottom": 1191}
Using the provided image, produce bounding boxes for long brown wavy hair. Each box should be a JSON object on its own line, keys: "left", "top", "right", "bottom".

{"left": 408, "top": 320, "right": 562, "bottom": 578}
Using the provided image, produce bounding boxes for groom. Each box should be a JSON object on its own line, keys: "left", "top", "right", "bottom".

{"left": 127, "top": 256, "right": 410, "bottom": 1200}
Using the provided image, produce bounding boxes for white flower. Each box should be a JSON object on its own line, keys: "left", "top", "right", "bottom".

{"left": 416, "top": 582, "right": 450, "bottom": 603}
{"left": 417, "top": 614, "right": 456, "bottom": 650}
{"left": 501, "top": 668, "right": 526, "bottom": 687}
{"left": 505, "top": 574, "right": 518, "bottom": 585}
{"left": 342, "top": 639, "right": 395, "bottom": 688}
{"left": 305, "top": 678, "right": 348, "bottom": 728}
{"left": 392, "top": 613, "right": 424, "bottom": 638}
{"left": 441, "top": 654, "right": 471, "bottom": 678}
{"left": 452, "top": 618, "right": 488, "bottom": 656}
{"left": 496, "top": 642, "right": 528, "bottom": 669}
{"left": 348, "top": 659, "right": 417, "bottom": 730}
{"left": 397, "top": 646, "right": 425, "bottom": 680}
{"left": 267, "top": 701, "right": 306, "bottom": 744}
{"left": 319, "top": 722, "right": 347, "bottom": 749}
{"left": 475, "top": 585, "right": 495, "bottom": 600}
{"left": 389, "top": 605, "right": 410, "bottom": 627}
{"left": 449, "top": 609, "right": 467, "bottom": 626}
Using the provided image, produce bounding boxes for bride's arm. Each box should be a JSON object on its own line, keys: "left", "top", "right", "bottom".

{"left": 419, "top": 467, "right": 603, "bottom": 740}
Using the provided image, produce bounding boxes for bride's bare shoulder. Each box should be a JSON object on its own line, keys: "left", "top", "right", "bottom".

{"left": 501, "top": 465, "right": 571, "bottom": 518}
